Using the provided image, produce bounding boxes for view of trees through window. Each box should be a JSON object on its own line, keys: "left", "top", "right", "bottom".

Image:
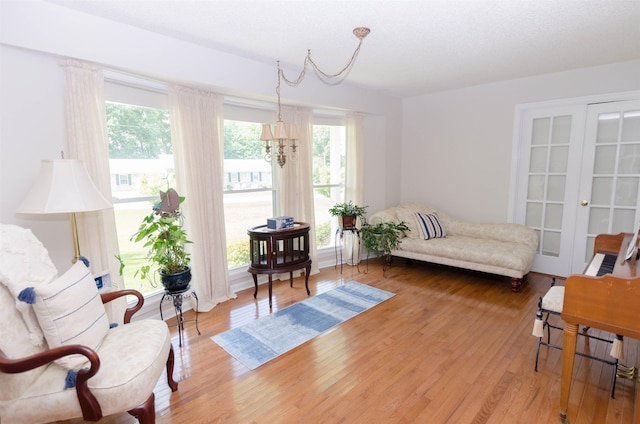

{"left": 106, "top": 102, "right": 174, "bottom": 294}
{"left": 107, "top": 102, "right": 345, "bottom": 294}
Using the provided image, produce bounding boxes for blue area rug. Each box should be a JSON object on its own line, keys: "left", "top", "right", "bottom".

{"left": 211, "top": 281, "right": 395, "bottom": 370}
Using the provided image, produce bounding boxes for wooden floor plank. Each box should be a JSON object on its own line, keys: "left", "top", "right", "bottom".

{"left": 57, "top": 260, "right": 638, "bottom": 424}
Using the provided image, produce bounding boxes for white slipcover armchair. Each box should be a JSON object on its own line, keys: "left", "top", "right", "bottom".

{"left": 0, "top": 225, "right": 178, "bottom": 423}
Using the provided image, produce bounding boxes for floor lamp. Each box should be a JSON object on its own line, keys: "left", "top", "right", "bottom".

{"left": 17, "top": 159, "right": 113, "bottom": 263}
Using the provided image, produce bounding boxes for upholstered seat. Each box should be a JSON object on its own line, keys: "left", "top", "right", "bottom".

{"left": 0, "top": 224, "right": 178, "bottom": 423}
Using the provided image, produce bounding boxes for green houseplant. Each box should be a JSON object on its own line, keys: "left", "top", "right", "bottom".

{"left": 128, "top": 188, "right": 192, "bottom": 292}
{"left": 360, "top": 220, "right": 410, "bottom": 268}
{"left": 328, "top": 201, "right": 368, "bottom": 228}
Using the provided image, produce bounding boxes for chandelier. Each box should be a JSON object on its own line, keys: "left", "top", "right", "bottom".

{"left": 261, "top": 27, "right": 371, "bottom": 167}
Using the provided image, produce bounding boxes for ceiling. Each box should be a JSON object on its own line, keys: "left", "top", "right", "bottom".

{"left": 45, "top": 0, "right": 640, "bottom": 97}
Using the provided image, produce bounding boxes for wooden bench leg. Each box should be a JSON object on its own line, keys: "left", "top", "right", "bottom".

{"left": 511, "top": 277, "right": 523, "bottom": 292}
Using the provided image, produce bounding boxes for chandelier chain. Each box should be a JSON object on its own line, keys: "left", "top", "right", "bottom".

{"left": 263, "top": 27, "right": 369, "bottom": 167}
{"left": 279, "top": 37, "right": 365, "bottom": 88}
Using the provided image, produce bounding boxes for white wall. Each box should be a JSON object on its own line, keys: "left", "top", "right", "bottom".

{"left": 402, "top": 60, "right": 640, "bottom": 223}
{"left": 0, "top": 45, "right": 74, "bottom": 269}
{"left": 0, "top": 0, "right": 402, "bottom": 271}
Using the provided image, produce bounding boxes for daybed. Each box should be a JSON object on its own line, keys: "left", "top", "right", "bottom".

{"left": 368, "top": 202, "right": 538, "bottom": 291}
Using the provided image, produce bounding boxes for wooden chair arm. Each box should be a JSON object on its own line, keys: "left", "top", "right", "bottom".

{"left": 0, "top": 345, "right": 103, "bottom": 421}
{"left": 100, "top": 289, "right": 144, "bottom": 324}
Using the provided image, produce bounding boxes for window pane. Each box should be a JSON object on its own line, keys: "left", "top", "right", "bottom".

{"left": 224, "top": 120, "right": 274, "bottom": 269}
{"left": 224, "top": 191, "right": 274, "bottom": 269}
{"left": 106, "top": 102, "right": 174, "bottom": 295}
{"left": 313, "top": 125, "right": 345, "bottom": 248}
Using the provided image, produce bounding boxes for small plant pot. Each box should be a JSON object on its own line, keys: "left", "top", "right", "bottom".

{"left": 160, "top": 266, "right": 192, "bottom": 293}
{"left": 341, "top": 215, "right": 357, "bottom": 228}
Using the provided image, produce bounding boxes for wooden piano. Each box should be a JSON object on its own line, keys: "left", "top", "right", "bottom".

{"left": 560, "top": 233, "right": 640, "bottom": 423}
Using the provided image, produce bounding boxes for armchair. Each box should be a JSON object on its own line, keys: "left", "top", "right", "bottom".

{"left": 0, "top": 225, "right": 178, "bottom": 423}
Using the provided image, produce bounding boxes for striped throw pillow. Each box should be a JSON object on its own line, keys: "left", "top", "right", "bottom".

{"left": 415, "top": 212, "right": 447, "bottom": 240}
{"left": 29, "top": 261, "right": 109, "bottom": 370}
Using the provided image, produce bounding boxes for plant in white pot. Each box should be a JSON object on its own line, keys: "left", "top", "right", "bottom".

{"left": 129, "top": 188, "right": 192, "bottom": 293}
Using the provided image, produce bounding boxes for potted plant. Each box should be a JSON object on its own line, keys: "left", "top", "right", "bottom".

{"left": 360, "top": 220, "right": 410, "bottom": 271}
{"left": 128, "top": 188, "right": 193, "bottom": 293}
{"left": 328, "top": 201, "right": 368, "bottom": 228}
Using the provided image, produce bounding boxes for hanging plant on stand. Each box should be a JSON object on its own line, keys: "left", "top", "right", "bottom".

{"left": 360, "top": 220, "right": 410, "bottom": 276}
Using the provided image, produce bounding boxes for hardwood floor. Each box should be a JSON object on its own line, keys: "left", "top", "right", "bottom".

{"left": 62, "top": 260, "right": 638, "bottom": 424}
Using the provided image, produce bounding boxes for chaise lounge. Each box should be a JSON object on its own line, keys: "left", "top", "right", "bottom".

{"left": 368, "top": 202, "right": 538, "bottom": 291}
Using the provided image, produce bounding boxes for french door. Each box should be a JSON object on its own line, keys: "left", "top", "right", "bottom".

{"left": 570, "top": 100, "right": 640, "bottom": 274}
{"left": 514, "top": 96, "right": 640, "bottom": 277}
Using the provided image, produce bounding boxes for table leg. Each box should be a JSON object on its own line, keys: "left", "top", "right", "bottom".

{"left": 159, "top": 293, "right": 168, "bottom": 321}
{"left": 252, "top": 273, "right": 258, "bottom": 298}
{"left": 172, "top": 293, "right": 184, "bottom": 347}
{"left": 636, "top": 381, "right": 639, "bottom": 424}
{"left": 560, "top": 321, "right": 579, "bottom": 423}
{"left": 334, "top": 228, "right": 340, "bottom": 270}
{"left": 304, "top": 263, "right": 311, "bottom": 295}
{"left": 191, "top": 290, "right": 201, "bottom": 335}
{"left": 268, "top": 274, "right": 273, "bottom": 309}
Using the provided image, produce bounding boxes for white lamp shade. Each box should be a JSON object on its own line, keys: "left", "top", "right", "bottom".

{"left": 17, "top": 159, "right": 112, "bottom": 214}
{"left": 274, "top": 121, "right": 288, "bottom": 140}
{"left": 260, "top": 124, "right": 274, "bottom": 141}
{"left": 287, "top": 123, "right": 299, "bottom": 140}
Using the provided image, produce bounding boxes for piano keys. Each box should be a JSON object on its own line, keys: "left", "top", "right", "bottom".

{"left": 584, "top": 252, "right": 617, "bottom": 276}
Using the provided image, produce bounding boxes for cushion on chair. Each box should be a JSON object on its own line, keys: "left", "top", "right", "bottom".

{"left": 26, "top": 261, "right": 110, "bottom": 371}
{"left": 541, "top": 285, "right": 564, "bottom": 313}
{"left": 0, "top": 319, "right": 172, "bottom": 423}
{"left": 0, "top": 224, "right": 58, "bottom": 347}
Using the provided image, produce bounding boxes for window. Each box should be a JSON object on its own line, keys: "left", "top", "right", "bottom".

{"left": 106, "top": 100, "right": 175, "bottom": 294}
{"left": 223, "top": 119, "right": 274, "bottom": 269}
{"left": 105, "top": 86, "right": 348, "bottom": 276}
{"left": 116, "top": 174, "right": 131, "bottom": 186}
{"left": 222, "top": 119, "right": 347, "bottom": 268}
{"left": 312, "top": 125, "right": 346, "bottom": 248}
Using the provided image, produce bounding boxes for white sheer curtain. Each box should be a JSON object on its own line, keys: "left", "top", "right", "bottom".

{"left": 343, "top": 112, "right": 366, "bottom": 265}
{"left": 168, "top": 85, "right": 235, "bottom": 311}
{"left": 345, "top": 112, "right": 365, "bottom": 205}
{"left": 276, "top": 105, "right": 319, "bottom": 275}
{"left": 62, "top": 60, "right": 122, "bottom": 286}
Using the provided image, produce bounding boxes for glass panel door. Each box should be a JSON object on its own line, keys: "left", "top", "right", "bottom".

{"left": 514, "top": 105, "right": 585, "bottom": 276}
{"left": 572, "top": 100, "right": 640, "bottom": 273}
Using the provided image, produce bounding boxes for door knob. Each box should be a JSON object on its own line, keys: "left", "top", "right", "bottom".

{"left": 580, "top": 200, "right": 589, "bottom": 206}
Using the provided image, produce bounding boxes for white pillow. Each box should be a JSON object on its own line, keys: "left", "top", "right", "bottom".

{"left": 396, "top": 209, "right": 420, "bottom": 239}
{"left": 31, "top": 261, "right": 109, "bottom": 370}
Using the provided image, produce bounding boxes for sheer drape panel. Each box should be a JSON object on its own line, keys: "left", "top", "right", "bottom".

{"left": 344, "top": 112, "right": 365, "bottom": 264}
{"left": 345, "top": 112, "right": 365, "bottom": 206}
{"left": 62, "top": 60, "right": 122, "bottom": 286}
{"left": 168, "top": 85, "right": 235, "bottom": 311}
{"left": 278, "top": 106, "right": 319, "bottom": 276}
